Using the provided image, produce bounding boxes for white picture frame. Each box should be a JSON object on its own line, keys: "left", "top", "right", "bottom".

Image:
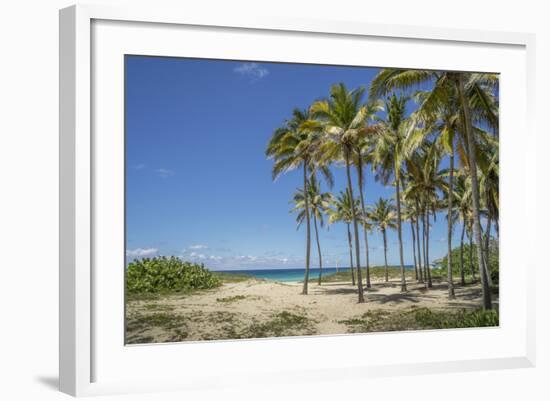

{"left": 59, "top": 4, "right": 536, "bottom": 397}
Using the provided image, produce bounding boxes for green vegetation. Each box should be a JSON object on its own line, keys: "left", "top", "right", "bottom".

{"left": 433, "top": 239, "right": 499, "bottom": 285}
{"left": 213, "top": 271, "right": 255, "bottom": 283}
{"left": 339, "top": 307, "right": 499, "bottom": 333}
{"left": 321, "top": 267, "right": 414, "bottom": 283}
{"left": 216, "top": 295, "right": 247, "bottom": 303}
{"left": 244, "top": 311, "right": 315, "bottom": 338}
{"left": 126, "top": 257, "right": 221, "bottom": 294}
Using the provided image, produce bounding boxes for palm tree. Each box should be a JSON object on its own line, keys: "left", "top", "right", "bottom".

{"left": 403, "top": 144, "right": 446, "bottom": 288}
{"left": 307, "top": 83, "right": 370, "bottom": 303}
{"left": 328, "top": 190, "right": 361, "bottom": 286}
{"left": 354, "top": 101, "right": 383, "bottom": 289}
{"left": 408, "top": 87, "right": 464, "bottom": 299}
{"left": 451, "top": 172, "right": 472, "bottom": 286}
{"left": 402, "top": 200, "right": 420, "bottom": 281}
{"left": 371, "top": 93, "right": 409, "bottom": 292}
{"left": 359, "top": 209, "right": 375, "bottom": 286}
{"left": 370, "top": 69, "right": 494, "bottom": 309}
{"left": 266, "top": 109, "right": 320, "bottom": 295}
{"left": 292, "top": 175, "right": 333, "bottom": 285}
{"left": 368, "top": 198, "right": 397, "bottom": 283}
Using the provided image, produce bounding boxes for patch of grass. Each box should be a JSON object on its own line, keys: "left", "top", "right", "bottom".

{"left": 142, "top": 303, "right": 175, "bottom": 312}
{"left": 338, "top": 308, "right": 498, "bottom": 333}
{"left": 244, "top": 311, "right": 315, "bottom": 338}
{"left": 413, "top": 308, "right": 499, "bottom": 329}
{"left": 126, "top": 292, "right": 163, "bottom": 302}
{"left": 205, "top": 311, "right": 238, "bottom": 324}
{"left": 127, "top": 312, "right": 187, "bottom": 332}
{"left": 213, "top": 272, "right": 256, "bottom": 283}
{"left": 216, "top": 295, "right": 247, "bottom": 303}
{"left": 126, "top": 336, "right": 154, "bottom": 344}
{"left": 321, "top": 267, "right": 415, "bottom": 283}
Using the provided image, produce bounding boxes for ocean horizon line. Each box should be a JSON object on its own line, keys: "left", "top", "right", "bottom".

{"left": 213, "top": 265, "right": 417, "bottom": 272}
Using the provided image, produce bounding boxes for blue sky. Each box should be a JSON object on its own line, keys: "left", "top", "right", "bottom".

{"left": 125, "top": 55, "right": 456, "bottom": 270}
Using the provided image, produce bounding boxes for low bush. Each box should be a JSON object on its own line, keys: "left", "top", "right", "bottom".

{"left": 126, "top": 256, "right": 221, "bottom": 294}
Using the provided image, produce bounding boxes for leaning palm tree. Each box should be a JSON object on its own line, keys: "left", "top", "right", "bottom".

{"left": 306, "top": 83, "right": 370, "bottom": 303}
{"left": 371, "top": 93, "right": 409, "bottom": 292}
{"left": 266, "top": 109, "right": 321, "bottom": 295}
{"left": 328, "top": 190, "right": 361, "bottom": 286}
{"left": 370, "top": 69, "right": 494, "bottom": 309}
{"left": 292, "top": 175, "right": 333, "bottom": 285}
{"left": 368, "top": 198, "right": 397, "bottom": 283}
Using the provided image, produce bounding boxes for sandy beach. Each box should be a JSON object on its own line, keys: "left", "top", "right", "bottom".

{"left": 126, "top": 277, "right": 499, "bottom": 344}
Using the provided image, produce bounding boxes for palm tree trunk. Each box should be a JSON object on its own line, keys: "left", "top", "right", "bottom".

{"left": 447, "top": 148, "right": 455, "bottom": 299}
{"left": 422, "top": 211, "right": 429, "bottom": 288}
{"left": 347, "top": 223, "right": 356, "bottom": 286}
{"left": 468, "top": 228, "right": 476, "bottom": 282}
{"left": 425, "top": 208, "right": 432, "bottom": 288}
{"left": 484, "top": 214, "right": 493, "bottom": 286}
{"left": 344, "top": 152, "right": 365, "bottom": 303}
{"left": 415, "top": 199, "right": 424, "bottom": 283}
{"left": 302, "top": 162, "right": 311, "bottom": 295}
{"left": 411, "top": 220, "right": 418, "bottom": 281}
{"left": 383, "top": 228, "right": 388, "bottom": 282}
{"left": 456, "top": 74, "right": 492, "bottom": 310}
{"left": 356, "top": 158, "right": 371, "bottom": 289}
{"left": 395, "top": 178, "right": 407, "bottom": 292}
{"left": 313, "top": 213, "right": 323, "bottom": 285}
{"left": 460, "top": 220, "right": 466, "bottom": 285}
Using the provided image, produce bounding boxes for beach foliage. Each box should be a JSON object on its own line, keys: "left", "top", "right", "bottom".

{"left": 433, "top": 239, "right": 499, "bottom": 284}
{"left": 126, "top": 256, "right": 221, "bottom": 294}
{"left": 339, "top": 307, "right": 498, "bottom": 333}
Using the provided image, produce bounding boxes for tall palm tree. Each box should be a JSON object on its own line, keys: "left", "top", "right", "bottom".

{"left": 292, "top": 175, "right": 333, "bottom": 285}
{"left": 354, "top": 101, "right": 383, "bottom": 289}
{"left": 402, "top": 200, "right": 419, "bottom": 281}
{"left": 368, "top": 198, "right": 397, "bottom": 283}
{"left": 370, "top": 69, "right": 494, "bottom": 309}
{"left": 451, "top": 172, "right": 472, "bottom": 286}
{"left": 403, "top": 144, "right": 446, "bottom": 288}
{"left": 402, "top": 163, "right": 425, "bottom": 283}
{"left": 407, "top": 87, "right": 464, "bottom": 299}
{"left": 371, "top": 93, "right": 409, "bottom": 292}
{"left": 266, "top": 109, "right": 320, "bottom": 295}
{"left": 307, "top": 83, "right": 370, "bottom": 303}
{"left": 328, "top": 190, "right": 361, "bottom": 286}
{"left": 359, "top": 209, "right": 375, "bottom": 286}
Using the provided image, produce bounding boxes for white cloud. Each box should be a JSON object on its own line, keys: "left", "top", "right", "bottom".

{"left": 131, "top": 163, "right": 146, "bottom": 170}
{"left": 189, "top": 252, "right": 206, "bottom": 260}
{"left": 189, "top": 244, "right": 208, "bottom": 250}
{"left": 154, "top": 168, "right": 174, "bottom": 177}
{"left": 233, "top": 62, "right": 269, "bottom": 81}
{"left": 126, "top": 247, "right": 158, "bottom": 258}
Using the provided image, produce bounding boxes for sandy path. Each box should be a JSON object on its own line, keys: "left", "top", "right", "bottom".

{"left": 126, "top": 278, "right": 498, "bottom": 343}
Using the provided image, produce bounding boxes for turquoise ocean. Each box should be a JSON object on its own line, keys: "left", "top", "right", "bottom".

{"left": 216, "top": 266, "right": 414, "bottom": 282}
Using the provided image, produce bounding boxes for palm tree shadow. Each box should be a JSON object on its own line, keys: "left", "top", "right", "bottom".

{"left": 367, "top": 292, "right": 434, "bottom": 305}
{"left": 35, "top": 376, "right": 58, "bottom": 391}
{"left": 319, "top": 287, "right": 361, "bottom": 295}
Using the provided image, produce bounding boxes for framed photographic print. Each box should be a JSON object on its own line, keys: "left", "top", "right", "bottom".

{"left": 59, "top": 4, "right": 536, "bottom": 397}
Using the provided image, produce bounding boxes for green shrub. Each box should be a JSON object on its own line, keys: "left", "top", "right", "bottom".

{"left": 126, "top": 256, "right": 221, "bottom": 294}
{"left": 433, "top": 239, "right": 499, "bottom": 284}
{"left": 413, "top": 308, "right": 499, "bottom": 329}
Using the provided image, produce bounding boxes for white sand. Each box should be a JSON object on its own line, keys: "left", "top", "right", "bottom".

{"left": 126, "top": 277, "right": 498, "bottom": 343}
